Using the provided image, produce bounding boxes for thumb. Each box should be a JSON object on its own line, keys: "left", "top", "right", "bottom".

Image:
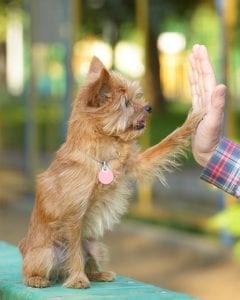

{"left": 211, "top": 84, "right": 226, "bottom": 111}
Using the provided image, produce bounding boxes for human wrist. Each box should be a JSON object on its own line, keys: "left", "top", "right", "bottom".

{"left": 193, "top": 151, "right": 215, "bottom": 168}
{"left": 193, "top": 135, "right": 223, "bottom": 167}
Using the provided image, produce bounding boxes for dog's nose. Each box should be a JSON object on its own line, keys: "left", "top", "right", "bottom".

{"left": 144, "top": 105, "right": 152, "bottom": 113}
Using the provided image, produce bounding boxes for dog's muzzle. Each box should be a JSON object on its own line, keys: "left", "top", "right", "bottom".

{"left": 134, "top": 120, "right": 145, "bottom": 130}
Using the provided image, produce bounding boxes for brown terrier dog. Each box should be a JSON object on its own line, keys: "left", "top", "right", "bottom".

{"left": 19, "top": 57, "right": 203, "bottom": 289}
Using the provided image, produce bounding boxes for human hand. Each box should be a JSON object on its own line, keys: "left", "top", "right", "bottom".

{"left": 188, "top": 44, "right": 226, "bottom": 167}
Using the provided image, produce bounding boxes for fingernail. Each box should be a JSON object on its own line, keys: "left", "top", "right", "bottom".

{"left": 193, "top": 44, "right": 200, "bottom": 51}
{"left": 219, "top": 84, "right": 227, "bottom": 95}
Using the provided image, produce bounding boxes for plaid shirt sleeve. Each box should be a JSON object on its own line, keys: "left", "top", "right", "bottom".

{"left": 200, "top": 137, "right": 240, "bottom": 198}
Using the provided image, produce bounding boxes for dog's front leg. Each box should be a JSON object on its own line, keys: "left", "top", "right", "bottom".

{"left": 135, "top": 111, "right": 204, "bottom": 182}
{"left": 63, "top": 220, "right": 90, "bottom": 289}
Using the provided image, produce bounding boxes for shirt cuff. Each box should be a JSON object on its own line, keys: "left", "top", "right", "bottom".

{"left": 200, "top": 137, "right": 240, "bottom": 198}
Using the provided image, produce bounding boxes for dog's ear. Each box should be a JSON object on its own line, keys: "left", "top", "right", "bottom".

{"left": 86, "top": 56, "right": 111, "bottom": 107}
{"left": 88, "top": 56, "right": 107, "bottom": 75}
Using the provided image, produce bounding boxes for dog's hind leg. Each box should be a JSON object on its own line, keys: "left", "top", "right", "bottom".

{"left": 86, "top": 259, "right": 116, "bottom": 282}
{"left": 84, "top": 240, "right": 116, "bottom": 282}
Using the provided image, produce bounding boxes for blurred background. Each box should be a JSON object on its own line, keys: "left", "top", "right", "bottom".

{"left": 0, "top": 0, "right": 240, "bottom": 299}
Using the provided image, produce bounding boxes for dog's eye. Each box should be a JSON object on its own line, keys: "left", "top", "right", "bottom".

{"left": 103, "top": 92, "right": 111, "bottom": 99}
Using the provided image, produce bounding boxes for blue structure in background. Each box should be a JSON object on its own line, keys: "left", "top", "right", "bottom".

{"left": 24, "top": 0, "right": 73, "bottom": 179}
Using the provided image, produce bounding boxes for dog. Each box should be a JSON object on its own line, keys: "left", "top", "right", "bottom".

{"left": 19, "top": 56, "right": 203, "bottom": 288}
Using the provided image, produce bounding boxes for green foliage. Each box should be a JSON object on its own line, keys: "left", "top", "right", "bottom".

{"left": 147, "top": 102, "right": 196, "bottom": 165}
{"left": 126, "top": 214, "right": 205, "bottom": 236}
{"left": 208, "top": 204, "right": 240, "bottom": 260}
{"left": 0, "top": 4, "right": 7, "bottom": 41}
{"left": 188, "top": 3, "right": 220, "bottom": 73}
{"left": 0, "top": 0, "right": 22, "bottom": 41}
{"left": 79, "top": 0, "right": 134, "bottom": 42}
{"left": 120, "top": 23, "right": 140, "bottom": 43}
{"left": 149, "top": 102, "right": 191, "bottom": 145}
{"left": 208, "top": 204, "right": 240, "bottom": 236}
{"left": 0, "top": 95, "right": 63, "bottom": 151}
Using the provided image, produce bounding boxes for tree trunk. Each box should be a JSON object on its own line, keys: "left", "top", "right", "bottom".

{"left": 145, "top": 28, "right": 165, "bottom": 112}
{"left": 136, "top": 0, "right": 166, "bottom": 112}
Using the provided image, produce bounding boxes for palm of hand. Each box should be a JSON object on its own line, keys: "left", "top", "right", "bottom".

{"left": 189, "top": 44, "right": 226, "bottom": 167}
{"left": 192, "top": 111, "right": 224, "bottom": 166}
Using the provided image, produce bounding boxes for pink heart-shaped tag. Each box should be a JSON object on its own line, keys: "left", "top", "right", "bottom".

{"left": 98, "top": 168, "right": 114, "bottom": 185}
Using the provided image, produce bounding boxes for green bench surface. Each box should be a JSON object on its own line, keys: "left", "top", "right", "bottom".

{"left": 0, "top": 241, "right": 197, "bottom": 300}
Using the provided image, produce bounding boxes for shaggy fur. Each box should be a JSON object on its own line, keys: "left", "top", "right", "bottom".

{"left": 19, "top": 57, "right": 203, "bottom": 288}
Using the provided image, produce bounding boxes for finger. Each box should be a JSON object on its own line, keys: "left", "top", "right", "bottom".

{"left": 206, "top": 85, "right": 226, "bottom": 135}
{"left": 188, "top": 68, "right": 200, "bottom": 112}
{"left": 189, "top": 50, "right": 202, "bottom": 110}
{"left": 198, "top": 45, "right": 217, "bottom": 108}
{"left": 192, "top": 45, "right": 205, "bottom": 109}
{"left": 191, "top": 45, "right": 201, "bottom": 90}
{"left": 211, "top": 84, "right": 226, "bottom": 111}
